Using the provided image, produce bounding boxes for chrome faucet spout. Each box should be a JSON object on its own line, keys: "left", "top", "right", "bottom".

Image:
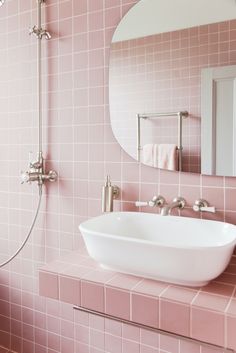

{"left": 161, "top": 197, "right": 186, "bottom": 216}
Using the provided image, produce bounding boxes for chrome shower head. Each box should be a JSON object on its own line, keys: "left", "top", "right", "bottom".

{"left": 0, "top": 0, "right": 5, "bottom": 7}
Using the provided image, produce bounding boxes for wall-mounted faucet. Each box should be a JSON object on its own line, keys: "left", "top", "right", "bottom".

{"left": 102, "top": 175, "right": 119, "bottom": 212}
{"left": 135, "top": 195, "right": 165, "bottom": 208}
{"left": 160, "top": 197, "right": 186, "bottom": 216}
{"left": 193, "top": 199, "right": 216, "bottom": 213}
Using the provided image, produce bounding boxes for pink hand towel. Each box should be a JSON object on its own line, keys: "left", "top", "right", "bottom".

{"left": 157, "top": 144, "right": 177, "bottom": 171}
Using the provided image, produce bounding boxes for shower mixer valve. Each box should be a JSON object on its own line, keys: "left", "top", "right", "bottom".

{"left": 21, "top": 152, "right": 57, "bottom": 185}
{"left": 29, "top": 25, "right": 51, "bottom": 40}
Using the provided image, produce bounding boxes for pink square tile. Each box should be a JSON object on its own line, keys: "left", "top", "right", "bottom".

{"left": 140, "top": 329, "right": 159, "bottom": 348}
{"left": 225, "top": 188, "right": 236, "bottom": 211}
{"left": 215, "top": 272, "right": 236, "bottom": 285}
{"left": 179, "top": 186, "right": 201, "bottom": 206}
{"left": 105, "top": 333, "right": 122, "bottom": 353}
{"left": 81, "top": 281, "right": 104, "bottom": 312}
{"left": 160, "top": 300, "right": 190, "bottom": 336}
{"left": 62, "top": 265, "right": 92, "bottom": 278}
{"left": 0, "top": 348, "right": 8, "bottom": 353}
{"left": 89, "top": 313, "right": 105, "bottom": 331}
{"left": 61, "top": 337, "right": 74, "bottom": 353}
{"left": 75, "top": 342, "right": 89, "bottom": 353}
{"left": 140, "top": 346, "right": 159, "bottom": 353}
{"left": 159, "top": 334, "right": 179, "bottom": 353}
{"left": 202, "top": 187, "right": 224, "bottom": 210}
{"left": 160, "top": 169, "right": 180, "bottom": 185}
{"left": 179, "top": 340, "right": 200, "bottom": 353}
{"left": 226, "top": 299, "right": 236, "bottom": 316}
{"left": 75, "top": 323, "right": 89, "bottom": 344}
{"left": 48, "top": 333, "right": 60, "bottom": 352}
{"left": 61, "top": 319, "right": 74, "bottom": 339}
{"left": 133, "top": 279, "right": 168, "bottom": 297}
{"left": 105, "top": 287, "right": 130, "bottom": 320}
{"left": 107, "top": 273, "right": 141, "bottom": 290}
{"left": 200, "top": 281, "right": 235, "bottom": 297}
{"left": 200, "top": 347, "right": 223, "bottom": 353}
{"left": 123, "top": 339, "right": 140, "bottom": 353}
{"left": 39, "top": 272, "right": 58, "bottom": 300}
{"left": 73, "top": 0, "right": 87, "bottom": 16}
{"left": 191, "top": 308, "right": 225, "bottom": 346}
{"left": 59, "top": 276, "right": 80, "bottom": 305}
{"left": 105, "top": 318, "right": 122, "bottom": 336}
{"left": 192, "top": 292, "right": 230, "bottom": 312}
{"left": 122, "top": 323, "right": 140, "bottom": 342}
{"left": 161, "top": 286, "right": 197, "bottom": 304}
{"left": 35, "top": 327, "right": 47, "bottom": 347}
{"left": 227, "top": 316, "right": 236, "bottom": 350}
{"left": 90, "top": 328, "right": 105, "bottom": 350}
{"left": 122, "top": 163, "right": 140, "bottom": 183}
{"left": 23, "top": 340, "right": 34, "bottom": 353}
{"left": 132, "top": 294, "right": 159, "bottom": 328}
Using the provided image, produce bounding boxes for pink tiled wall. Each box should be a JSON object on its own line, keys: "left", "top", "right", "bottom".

{"left": 110, "top": 20, "right": 236, "bottom": 173}
{"left": 0, "top": 0, "right": 235, "bottom": 353}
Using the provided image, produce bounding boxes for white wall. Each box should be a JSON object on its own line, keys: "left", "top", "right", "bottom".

{"left": 113, "top": 0, "right": 236, "bottom": 42}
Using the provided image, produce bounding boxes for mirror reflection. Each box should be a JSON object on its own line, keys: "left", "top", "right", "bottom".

{"left": 109, "top": 0, "right": 236, "bottom": 176}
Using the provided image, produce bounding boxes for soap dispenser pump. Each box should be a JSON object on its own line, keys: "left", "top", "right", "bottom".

{"left": 102, "top": 175, "right": 119, "bottom": 212}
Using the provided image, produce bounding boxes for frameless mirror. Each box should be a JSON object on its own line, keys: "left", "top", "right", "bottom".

{"left": 109, "top": 0, "right": 236, "bottom": 176}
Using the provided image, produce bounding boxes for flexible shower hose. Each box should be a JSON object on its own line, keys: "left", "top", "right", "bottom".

{"left": 0, "top": 185, "right": 42, "bottom": 267}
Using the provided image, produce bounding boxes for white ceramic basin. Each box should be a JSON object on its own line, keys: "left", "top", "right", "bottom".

{"left": 79, "top": 212, "right": 236, "bottom": 287}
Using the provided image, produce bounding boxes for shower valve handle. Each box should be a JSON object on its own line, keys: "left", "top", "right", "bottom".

{"left": 20, "top": 171, "right": 41, "bottom": 184}
{"left": 28, "top": 151, "right": 36, "bottom": 168}
{"left": 42, "top": 170, "right": 58, "bottom": 182}
{"left": 28, "top": 152, "right": 43, "bottom": 169}
{"left": 20, "top": 171, "right": 30, "bottom": 184}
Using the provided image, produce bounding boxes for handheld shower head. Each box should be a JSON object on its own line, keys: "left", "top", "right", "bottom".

{"left": 0, "top": 0, "right": 5, "bottom": 7}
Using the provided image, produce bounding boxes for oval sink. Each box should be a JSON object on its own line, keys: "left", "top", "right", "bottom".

{"left": 79, "top": 212, "right": 236, "bottom": 287}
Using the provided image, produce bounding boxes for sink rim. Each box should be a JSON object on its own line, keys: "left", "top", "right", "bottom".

{"left": 79, "top": 211, "right": 236, "bottom": 287}
{"left": 79, "top": 211, "right": 236, "bottom": 250}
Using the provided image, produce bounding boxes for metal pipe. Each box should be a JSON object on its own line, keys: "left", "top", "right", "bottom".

{"left": 137, "top": 114, "right": 147, "bottom": 162}
{"left": 73, "top": 305, "right": 233, "bottom": 353}
{"left": 37, "top": 0, "right": 43, "bottom": 155}
{"left": 178, "top": 112, "right": 183, "bottom": 171}
{"left": 138, "top": 111, "right": 189, "bottom": 119}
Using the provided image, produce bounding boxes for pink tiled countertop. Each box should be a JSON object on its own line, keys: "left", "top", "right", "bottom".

{"left": 39, "top": 248, "right": 236, "bottom": 351}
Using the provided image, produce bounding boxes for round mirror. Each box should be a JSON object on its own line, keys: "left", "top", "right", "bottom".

{"left": 109, "top": 0, "right": 236, "bottom": 176}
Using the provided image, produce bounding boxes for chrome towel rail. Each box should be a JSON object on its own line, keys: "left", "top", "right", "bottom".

{"left": 137, "top": 111, "right": 189, "bottom": 171}
{"left": 73, "top": 305, "right": 233, "bottom": 353}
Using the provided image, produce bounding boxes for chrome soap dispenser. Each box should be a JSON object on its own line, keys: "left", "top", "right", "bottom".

{"left": 102, "top": 175, "right": 119, "bottom": 212}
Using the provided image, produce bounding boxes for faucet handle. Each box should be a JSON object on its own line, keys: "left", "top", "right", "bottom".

{"left": 193, "top": 199, "right": 216, "bottom": 213}
{"left": 150, "top": 195, "right": 165, "bottom": 207}
{"left": 135, "top": 195, "right": 165, "bottom": 208}
{"left": 20, "top": 171, "right": 30, "bottom": 184}
{"left": 200, "top": 206, "right": 216, "bottom": 213}
{"left": 135, "top": 201, "right": 149, "bottom": 207}
{"left": 28, "top": 151, "right": 33, "bottom": 167}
